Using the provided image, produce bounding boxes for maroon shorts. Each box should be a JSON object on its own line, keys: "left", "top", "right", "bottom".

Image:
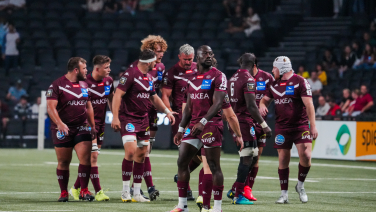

{"left": 182, "top": 124, "right": 223, "bottom": 148}
{"left": 120, "top": 116, "right": 150, "bottom": 141}
{"left": 274, "top": 127, "right": 312, "bottom": 149}
{"left": 229, "top": 121, "right": 256, "bottom": 144}
{"left": 96, "top": 125, "right": 105, "bottom": 146}
{"left": 171, "top": 112, "right": 182, "bottom": 138}
{"left": 51, "top": 124, "right": 91, "bottom": 148}
{"left": 255, "top": 123, "right": 266, "bottom": 148}
{"left": 148, "top": 107, "right": 158, "bottom": 131}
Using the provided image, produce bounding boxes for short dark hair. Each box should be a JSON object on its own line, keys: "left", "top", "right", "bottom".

{"left": 20, "top": 95, "right": 28, "bottom": 101}
{"left": 67, "top": 57, "right": 86, "bottom": 72}
{"left": 139, "top": 49, "right": 156, "bottom": 61}
{"left": 238, "top": 52, "right": 256, "bottom": 67}
{"left": 93, "top": 55, "right": 111, "bottom": 66}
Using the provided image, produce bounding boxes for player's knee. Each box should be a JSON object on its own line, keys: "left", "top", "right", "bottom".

{"left": 177, "top": 157, "right": 189, "bottom": 168}
{"left": 301, "top": 150, "right": 311, "bottom": 163}
{"left": 58, "top": 161, "right": 70, "bottom": 169}
{"left": 207, "top": 160, "right": 220, "bottom": 174}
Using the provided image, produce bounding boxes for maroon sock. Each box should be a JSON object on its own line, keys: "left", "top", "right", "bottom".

{"left": 298, "top": 163, "right": 311, "bottom": 182}
{"left": 133, "top": 161, "right": 144, "bottom": 184}
{"left": 278, "top": 168, "right": 289, "bottom": 190}
{"left": 234, "top": 181, "right": 244, "bottom": 197}
{"left": 213, "top": 185, "right": 224, "bottom": 201}
{"left": 188, "top": 184, "right": 191, "bottom": 191}
{"left": 188, "top": 159, "right": 201, "bottom": 173}
{"left": 231, "top": 181, "right": 236, "bottom": 192}
{"left": 198, "top": 168, "right": 204, "bottom": 196}
{"left": 73, "top": 176, "right": 80, "bottom": 189}
{"left": 177, "top": 181, "right": 189, "bottom": 198}
{"left": 90, "top": 166, "right": 101, "bottom": 193}
{"left": 202, "top": 174, "right": 213, "bottom": 210}
{"left": 122, "top": 158, "right": 133, "bottom": 182}
{"left": 247, "top": 166, "right": 259, "bottom": 188}
{"left": 78, "top": 164, "right": 91, "bottom": 189}
{"left": 143, "top": 157, "right": 154, "bottom": 188}
{"left": 56, "top": 169, "right": 69, "bottom": 192}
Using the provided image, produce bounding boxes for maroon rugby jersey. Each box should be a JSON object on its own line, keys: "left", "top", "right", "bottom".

{"left": 46, "top": 76, "right": 90, "bottom": 127}
{"left": 117, "top": 66, "right": 156, "bottom": 119}
{"left": 253, "top": 69, "right": 275, "bottom": 107}
{"left": 227, "top": 69, "right": 256, "bottom": 123}
{"left": 186, "top": 67, "right": 229, "bottom": 125}
{"left": 265, "top": 74, "right": 312, "bottom": 129}
{"left": 162, "top": 62, "right": 197, "bottom": 112}
{"left": 130, "top": 60, "right": 165, "bottom": 94}
{"left": 86, "top": 74, "right": 114, "bottom": 126}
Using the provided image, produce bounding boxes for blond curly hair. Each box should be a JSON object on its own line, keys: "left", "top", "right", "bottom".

{"left": 140, "top": 35, "right": 168, "bottom": 52}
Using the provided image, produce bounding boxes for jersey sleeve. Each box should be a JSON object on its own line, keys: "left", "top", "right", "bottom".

{"left": 46, "top": 82, "right": 59, "bottom": 100}
{"left": 116, "top": 71, "right": 134, "bottom": 92}
{"left": 299, "top": 78, "right": 313, "bottom": 97}
{"left": 243, "top": 77, "right": 256, "bottom": 94}
{"left": 162, "top": 67, "right": 175, "bottom": 89}
{"left": 214, "top": 72, "right": 228, "bottom": 92}
{"left": 109, "top": 77, "right": 115, "bottom": 93}
{"left": 265, "top": 82, "right": 274, "bottom": 99}
{"left": 222, "top": 93, "right": 231, "bottom": 109}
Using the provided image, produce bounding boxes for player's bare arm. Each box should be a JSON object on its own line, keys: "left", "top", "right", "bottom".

{"left": 107, "top": 92, "right": 114, "bottom": 112}
{"left": 302, "top": 97, "right": 318, "bottom": 140}
{"left": 174, "top": 95, "right": 192, "bottom": 146}
{"left": 86, "top": 100, "right": 96, "bottom": 141}
{"left": 149, "top": 94, "right": 176, "bottom": 125}
{"left": 47, "top": 99, "right": 69, "bottom": 135}
{"left": 111, "top": 88, "right": 125, "bottom": 132}
{"left": 161, "top": 87, "right": 173, "bottom": 111}
{"left": 191, "top": 90, "right": 226, "bottom": 136}
{"left": 259, "top": 95, "right": 273, "bottom": 117}
{"left": 223, "top": 107, "right": 244, "bottom": 151}
{"left": 244, "top": 93, "right": 272, "bottom": 138}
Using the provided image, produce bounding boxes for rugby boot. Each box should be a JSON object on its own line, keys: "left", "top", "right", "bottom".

{"left": 275, "top": 194, "right": 289, "bottom": 204}
{"left": 69, "top": 187, "right": 80, "bottom": 200}
{"left": 148, "top": 186, "right": 160, "bottom": 201}
{"left": 95, "top": 190, "right": 110, "bottom": 201}
{"left": 187, "top": 189, "right": 195, "bottom": 201}
{"left": 232, "top": 194, "right": 254, "bottom": 205}
{"left": 58, "top": 190, "right": 69, "bottom": 202}
{"left": 130, "top": 187, "right": 149, "bottom": 200}
{"left": 79, "top": 188, "right": 94, "bottom": 201}
{"left": 243, "top": 186, "right": 257, "bottom": 201}
{"left": 174, "top": 174, "right": 178, "bottom": 183}
{"left": 295, "top": 184, "right": 308, "bottom": 203}
{"left": 132, "top": 193, "right": 150, "bottom": 202}
{"left": 226, "top": 189, "right": 234, "bottom": 199}
{"left": 170, "top": 205, "right": 188, "bottom": 212}
{"left": 121, "top": 190, "right": 132, "bottom": 202}
{"left": 196, "top": 196, "right": 203, "bottom": 212}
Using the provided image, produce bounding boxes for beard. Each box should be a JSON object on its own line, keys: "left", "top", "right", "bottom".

{"left": 77, "top": 72, "right": 86, "bottom": 81}
{"left": 200, "top": 61, "right": 212, "bottom": 68}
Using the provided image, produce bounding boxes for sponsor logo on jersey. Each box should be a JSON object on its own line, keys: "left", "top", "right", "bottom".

{"left": 143, "top": 77, "right": 148, "bottom": 81}
{"left": 179, "top": 72, "right": 183, "bottom": 76}
{"left": 274, "top": 98, "right": 292, "bottom": 104}
{"left": 126, "top": 123, "right": 135, "bottom": 132}
{"left": 98, "top": 83, "right": 104, "bottom": 86}
{"left": 274, "top": 84, "right": 278, "bottom": 87}
{"left": 137, "top": 93, "right": 150, "bottom": 98}
{"left": 139, "top": 76, "right": 143, "bottom": 80}
{"left": 250, "top": 127, "right": 256, "bottom": 137}
{"left": 79, "top": 125, "right": 91, "bottom": 131}
{"left": 81, "top": 88, "right": 88, "bottom": 97}
{"left": 256, "top": 81, "right": 266, "bottom": 91}
{"left": 46, "top": 89, "right": 53, "bottom": 97}
{"left": 197, "top": 75, "right": 204, "bottom": 79}
{"left": 201, "top": 132, "right": 215, "bottom": 143}
{"left": 91, "top": 84, "right": 96, "bottom": 88}
{"left": 259, "top": 77, "right": 263, "bottom": 81}
{"left": 104, "top": 85, "right": 111, "bottom": 95}
{"left": 65, "top": 85, "right": 71, "bottom": 88}
{"left": 224, "top": 94, "right": 230, "bottom": 103}
{"left": 152, "top": 67, "right": 157, "bottom": 71}
{"left": 67, "top": 100, "right": 87, "bottom": 106}
{"left": 186, "top": 70, "right": 192, "bottom": 74}
{"left": 256, "top": 94, "right": 264, "bottom": 100}
{"left": 163, "top": 77, "right": 168, "bottom": 85}
{"left": 206, "top": 75, "right": 211, "bottom": 79}
{"left": 91, "top": 98, "right": 107, "bottom": 105}
{"left": 184, "top": 128, "right": 191, "bottom": 137}
{"left": 247, "top": 82, "right": 255, "bottom": 91}
{"left": 289, "top": 82, "right": 293, "bottom": 85}
{"left": 230, "top": 98, "right": 238, "bottom": 102}
{"left": 56, "top": 131, "right": 65, "bottom": 140}
{"left": 201, "top": 79, "right": 212, "bottom": 89}
{"left": 149, "top": 81, "right": 153, "bottom": 90}
{"left": 280, "top": 83, "right": 286, "bottom": 86}
{"left": 119, "top": 77, "right": 127, "bottom": 85}
{"left": 286, "top": 86, "right": 294, "bottom": 95}
{"left": 275, "top": 134, "right": 285, "bottom": 145}
{"left": 301, "top": 131, "right": 312, "bottom": 140}
{"left": 158, "top": 71, "right": 163, "bottom": 80}
{"left": 190, "top": 93, "right": 210, "bottom": 99}
{"left": 73, "top": 84, "right": 80, "bottom": 88}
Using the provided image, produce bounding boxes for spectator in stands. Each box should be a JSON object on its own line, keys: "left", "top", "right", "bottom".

{"left": 2, "top": 23, "right": 20, "bottom": 75}
{"left": 6, "top": 79, "right": 27, "bottom": 103}
{"left": 354, "top": 43, "right": 375, "bottom": 69}
{"left": 297, "top": 64, "right": 310, "bottom": 79}
{"left": 31, "top": 97, "right": 40, "bottom": 119}
{"left": 363, "top": 32, "right": 376, "bottom": 46}
{"left": 0, "top": 0, "right": 25, "bottom": 12}
{"left": 345, "top": 85, "right": 374, "bottom": 116}
{"left": 225, "top": 5, "right": 246, "bottom": 34}
{"left": 0, "top": 17, "right": 7, "bottom": 47}
{"left": 307, "top": 71, "right": 323, "bottom": 96}
{"left": 244, "top": 7, "right": 261, "bottom": 37}
{"left": 339, "top": 88, "right": 353, "bottom": 112}
{"left": 322, "top": 49, "right": 338, "bottom": 71}
{"left": 139, "top": 0, "right": 155, "bottom": 12}
{"left": 223, "top": 0, "right": 243, "bottom": 17}
{"left": 315, "top": 64, "right": 327, "bottom": 86}
{"left": 103, "top": 0, "right": 119, "bottom": 13}
{"left": 344, "top": 89, "right": 360, "bottom": 114}
{"left": 316, "top": 96, "right": 330, "bottom": 116}
{"left": 338, "top": 45, "right": 356, "bottom": 77}
{"left": 327, "top": 97, "right": 342, "bottom": 116}
{"left": 0, "top": 99, "right": 10, "bottom": 138}
{"left": 352, "top": 40, "right": 363, "bottom": 59}
{"left": 120, "top": 0, "right": 137, "bottom": 14}
{"left": 14, "top": 95, "right": 31, "bottom": 120}
{"left": 87, "top": 0, "right": 104, "bottom": 12}
{"left": 333, "top": 0, "right": 343, "bottom": 18}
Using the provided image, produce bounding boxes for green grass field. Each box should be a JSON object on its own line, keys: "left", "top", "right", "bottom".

{"left": 0, "top": 149, "right": 375, "bottom": 212}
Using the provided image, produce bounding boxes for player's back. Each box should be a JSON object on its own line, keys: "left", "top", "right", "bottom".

{"left": 254, "top": 69, "right": 274, "bottom": 107}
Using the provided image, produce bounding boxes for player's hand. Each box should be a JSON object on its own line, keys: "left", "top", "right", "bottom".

{"left": 192, "top": 122, "right": 204, "bottom": 136}
{"left": 57, "top": 122, "right": 69, "bottom": 136}
{"left": 310, "top": 126, "right": 318, "bottom": 140}
{"left": 91, "top": 127, "right": 97, "bottom": 140}
{"left": 111, "top": 117, "right": 121, "bottom": 132}
{"left": 235, "top": 136, "right": 244, "bottom": 152}
{"left": 262, "top": 126, "right": 272, "bottom": 139}
{"left": 259, "top": 105, "right": 268, "bottom": 117}
{"left": 166, "top": 112, "right": 177, "bottom": 125}
{"left": 174, "top": 132, "right": 184, "bottom": 146}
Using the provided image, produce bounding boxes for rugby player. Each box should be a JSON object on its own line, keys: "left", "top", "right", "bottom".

{"left": 170, "top": 45, "right": 244, "bottom": 212}
{"left": 111, "top": 49, "right": 175, "bottom": 203}
{"left": 259, "top": 56, "right": 318, "bottom": 204}
{"left": 161, "top": 44, "right": 200, "bottom": 201}
{"left": 70, "top": 55, "right": 114, "bottom": 201}
{"left": 128, "top": 35, "right": 167, "bottom": 200}
{"left": 46, "top": 57, "right": 96, "bottom": 202}
{"left": 244, "top": 54, "right": 275, "bottom": 201}
{"left": 226, "top": 53, "right": 272, "bottom": 205}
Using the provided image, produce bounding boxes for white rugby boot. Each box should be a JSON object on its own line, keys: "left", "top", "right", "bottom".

{"left": 295, "top": 184, "right": 308, "bottom": 203}
{"left": 275, "top": 194, "right": 289, "bottom": 204}
{"left": 121, "top": 190, "right": 132, "bottom": 202}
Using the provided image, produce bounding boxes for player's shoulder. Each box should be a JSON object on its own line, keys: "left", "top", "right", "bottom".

{"left": 51, "top": 76, "right": 66, "bottom": 87}
{"left": 129, "top": 60, "right": 138, "bottom": 68}
{"left": 211, "top": 67, "right": 225, "bottom": 77}
{"left": 79, "top": 81, "right": 89, "bottom": 88}
{"left": 293, "top": 74, "right": 306, "bottom": 83}
{"left": 166, "top": 62, "right": 178, "bottom": 74}
{"left": 259, "top": 69, "right": 274, "bottom": 79}
{"left": 156, "top": 62, "right": 165, "bottom": 71}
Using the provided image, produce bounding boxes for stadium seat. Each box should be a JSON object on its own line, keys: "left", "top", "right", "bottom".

{"left": 35, "top": 40, "right": 51, "bottom": 49}
{"left": 191, "top": 12, "right": 206, "bottom": 20}
{"left": 45, "top": 11, "right": 60, "bottom": 21}
{"left": 46, "top": 21, "right": 63, "bottom": 30}
{"left": 119, "top": 22, "right": 133, "bottom": 31}
{"left": 29, "top": 21, "right": 44, "bottom": 30}
{"left": 49, "top": 31, "right": 67, "bottom": 40}
{"left": 29, "top": 1, "right": 46, "bottom": 11}
{"left": 187, "top": 21, "right": 202, "bottom": 30}
{"left": 108, "top": 40, "right": 124, "bottom": 50}
{"left": 22, "top": 119, "right": 38, "bottom": 148}
{"left": 186, "top": 31, "right": 200, "bottom": 40}
{"left": 32, "top": 31, "right": 48, "bottom": 40}
{"left": 194, "top": 3, "right": 209, "bottom": 11}
{"left": 93, "top": 31, "right": 111, "bottom": 41}
{"left": 65, "top": 21, "right": 82, "bottom": 31}
{"left": 217, "top": 32, "right": 231, "bottom": 40}
{"left": 53, "top": 39, "right": 71, "bottom": 49}
{"left": 173, "top": 21, "right": 187, "bottom": 31}
{"left": 130, "top": 31, "right": 147, "bottom": 40}
{"left": 75, "top": 39, "right": 91, "bottom": 49}
{"left": 84, "top": 12, "right": 100, "bottom": 22}
{"left": 56, "top": 49, "right": 72, "bottom": 64}
{"left": 111, "top": 31, "right": 128, "bottom": 40}
{"left": 92, "top": 40, "right": 108, "bottom": 49}
{"left": 176, "top": 12, "right": 191, "bottom": 20}
{"left": 74, "top": 30, "right": 92, "bottom": 40}
{"left": 87, "top": 21, "right": 101, "bottom": 30}
{"left": 101, "top": 13, "right": 117, "bottom": 21}
{"left": 171, "top": 31, "right": 185, "bottom": 40}
{"left": 94, "top": 49, "right": 110, "bottom": 58}
{"left": 102, "top": 21, "right": 118, "bottom": 31}
{"left": 203, "top": 22, "right": 218, "bottom": 31}
{"left": 112, "top": 49, "right": 129, "bottom": 66}
{"left": 4, "top": 119, "right": 23, "bottom": 147}
{"left": 61, "top": 11, "right": 78, "bottom": 21}
{"left": 207, "top": 12, "right": 222, "bottom": 21}
{"left": 155, "top": 21, "right": 170, "bottom": 31}
{"left": 28, "top": 11, "right": 44, "bottom": 21}
{"left": 48, "top": 2, "right": 64, "bottom": 11}
{"left": 76, "top": 49, "right": 91, "bottom": 61}
{"left": 118, "top": 12, "right": 133, "bottom": 22}
{"left": 136, "top": 21, "right": 152, "bottom": 32}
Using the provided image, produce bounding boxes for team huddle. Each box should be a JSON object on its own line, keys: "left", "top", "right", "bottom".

{"left": 46, "top": 35, "right": 318, "bottom": 212}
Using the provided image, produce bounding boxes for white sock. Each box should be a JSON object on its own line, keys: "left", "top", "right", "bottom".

{"left": 214, "top": 200, "right": 222, "bottom": 210}
{"left": 134, "top": 183, "right": 141, "bottom": 195}
{"left": 298, "top": 180, "right": 304, "bottom": 188}
{"left": 122, "top": 181, "right": 130, "bottom": 192}
{"left": 178, "top": 197, "right": 188, "bottom": 209}
{"left": 281, "top": 190, "right": 288, "bottom": 196}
